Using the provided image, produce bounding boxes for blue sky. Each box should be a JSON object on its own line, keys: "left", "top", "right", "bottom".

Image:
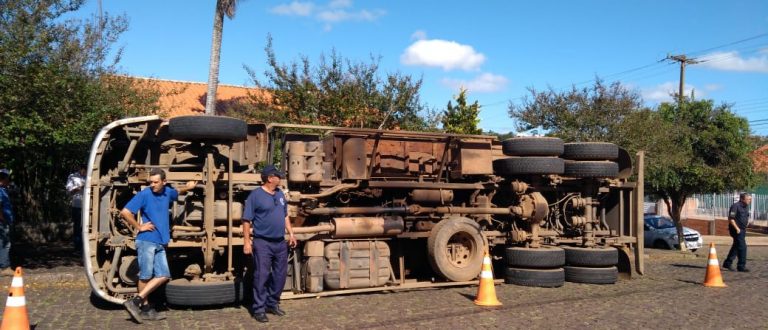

{"left": 71, "top": 0, "right": 768, "bottom": 135}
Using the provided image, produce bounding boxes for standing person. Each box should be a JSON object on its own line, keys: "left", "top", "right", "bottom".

{"left": 120, "top": 169, "right": 195, "bottom": 323}
{"left": 0, "top": 169, "right": 14, "bottom": 276}
{"left": 242, "top": 164, "right": 297, "bottom": 323}
{"left": 723, "top": 193, "right": 752, "bottom": 272}
{"left": 66, "top": 164, "right": 87, "bottom": 252}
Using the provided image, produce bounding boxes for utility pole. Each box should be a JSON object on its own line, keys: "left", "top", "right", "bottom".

{"left": 666, "top": 54, "right": 700, "bottom": 104}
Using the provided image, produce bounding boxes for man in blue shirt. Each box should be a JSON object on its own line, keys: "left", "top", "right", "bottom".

{"left": 120, "top": 168, "right": 195, "bottom": 323}
{"left": 723, "top": 193, "right": 752, "bottom": 272}
{"left": 0, "top": 169, "right": 14, "bottom": 277}
{"left": 243, "top": 164, "right": 296, "bottom": 323}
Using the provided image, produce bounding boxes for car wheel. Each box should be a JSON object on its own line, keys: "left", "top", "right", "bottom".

{"left": 504, "top": 267, "right": 564, "bottom": 288}
{"left": 501, "top": 137, "right": 564, "bottom": 156}
{"left": 165, "top": 278, "right": 245, "bottom": 306}
{"left": 653, "top": 240, "right": 670, "bottom": 250}
{"left": 427, "top": 217, "right": 485, "bottom": 282}
{"left": 506, "top": 247, "right": 565, "bottom": 269}
{"left": 563, "top": 246, "right": 618, "bottom": 267}
{"left": 493, "top": 157, "right": 565, "bottom": 175}
{"left": 564, "top": 266, "right": 618, "bottom": 284}
{"left": 168, "top": 115, "right": 248, "bottom": 142}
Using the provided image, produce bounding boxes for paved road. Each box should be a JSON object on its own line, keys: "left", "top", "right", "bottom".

{"left": 2, "top": 244, "right": 767, "bottom": 329}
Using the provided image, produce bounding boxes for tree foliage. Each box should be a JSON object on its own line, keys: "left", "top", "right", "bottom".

{"left": 508, "top": 78, "right": 643, "bottom": 142}
{"left": 442, "top": 88, "right": 482, "bottom": 135}
{"left": 0, "top": 0, "right": 159, "bottom": 241}
{"left": 240, "top": 36, "right": 437, "bottom": 131}
{"left": 647, "top": 99, "right": 758, "bottom": 242}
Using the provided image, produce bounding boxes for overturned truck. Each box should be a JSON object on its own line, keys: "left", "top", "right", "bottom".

{"left": 84, "top": 115, "right": 645, "bottom": 306}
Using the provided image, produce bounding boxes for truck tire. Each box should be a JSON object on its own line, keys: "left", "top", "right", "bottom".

{"left": 165, "top": 278, "right": 245, "bottom": 306}
{"left": 501, "top": 137, "right": 564, "bottom": 156}
{"left": 493, "top": 157, "right": 564, "bottom": 175}
{"left": 563, "top": 246, "right": 619, "bottom": 267}
{"left": 427, "top": 217, "right": 485, "bottom": 282}
{"left": 504, "top": 267, "right": 564, "bottom": 288}
{"left": 564, "top": 266, "right": 618, "bottom": 284}
{"left": 563, "top": 161, "right": 618, "bottom": 178}
{"left": 169, "top": 115, "right": 248, "bottom": 142}
{"left": 506, "top": 247, "right": 565, "bottom": 269}
{"left": 562, "top": 142, "right": 618, "bottom": 160}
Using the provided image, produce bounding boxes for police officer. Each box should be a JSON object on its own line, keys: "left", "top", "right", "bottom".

{"left": 723, "top": 193, "right": 752, "bottom": 272}
{"left": 242, "top": 164, "right": 296, "bottom": 323}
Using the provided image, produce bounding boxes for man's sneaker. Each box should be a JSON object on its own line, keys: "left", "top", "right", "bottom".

{"left": 252, "top": 312, "right": 268, "bottom": 323}
{"left": 722, "top": 264, "right": 735, "bottom": 271}
{"left": 140, "top": 305, "right": 167, "bottom": 321}
{"left": 737, "top": 268, "right": 751, "bottom": 272}
{"left": 123, "top": 296, "right": 144, "bottom": 323}
{"left": 266, "top": 305, "right": 286, "bottom": 316}
{"left": 0, "top": 267, "right": 14, "bottom": 276}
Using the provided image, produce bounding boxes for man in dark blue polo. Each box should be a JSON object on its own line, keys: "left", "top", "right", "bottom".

{"left": 243, "top": 164, "right": 296, "bottom": 323}
{"left": 723, "top": 193, "right": 752, "bottom": 272}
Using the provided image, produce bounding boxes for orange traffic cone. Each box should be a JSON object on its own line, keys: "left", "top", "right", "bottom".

{"left": 703, "top": 243, "right": 727, "bottom": 288}
{"left": 474, "top": 252, "right": 502, "bottom": 306}
{"left": 1, "top": 267, "right": 30, "bottom": 330}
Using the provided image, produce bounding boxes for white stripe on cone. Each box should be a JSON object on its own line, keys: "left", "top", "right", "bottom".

{"left": 480, "top": 270, "right": 493, "bottom": 278}
{"left": 708, "top": 258, "right": 719, "bottom": 266}
{"left": 11, "top": 276, "right": 23, "bottom": 287}
{"left": 710, "top": 247, "right": 717, "bottom": 254}
{"left": 483, "top": 256, "right": 491, "bottom": 264}
{"left": 5, "top": 296, "right": 25, "bottom": 307}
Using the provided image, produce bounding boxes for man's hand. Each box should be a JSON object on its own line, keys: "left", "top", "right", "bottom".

{"left": 139, "top": 222, "right": 155, "bottom": 232}
{"left": 185, "top": 181, "right": 196, "bottom": 190}
{"left": 288, "top": 234, "right": 297, "bottom": 249}
{"left": 735, "top": 227, "right": 741, "bottom": 235}
{"left": 243, "top": 241, "right": 252, "bottom": 255}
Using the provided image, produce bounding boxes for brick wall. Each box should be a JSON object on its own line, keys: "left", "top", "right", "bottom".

{"left": 683, "top": 217, "right": 729, "bottom": 235}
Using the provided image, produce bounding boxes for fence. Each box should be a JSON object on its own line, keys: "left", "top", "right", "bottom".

{"left": 647, "top": 193, "right": 768, "bottom": 222}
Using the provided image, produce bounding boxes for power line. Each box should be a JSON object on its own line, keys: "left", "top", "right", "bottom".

{"left": 688, "top": 32, "right": 768, "bottom": 56}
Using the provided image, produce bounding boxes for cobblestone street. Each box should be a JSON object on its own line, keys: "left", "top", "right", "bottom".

{"left": 2, "top": 245, "right": 767, "bottom": 329}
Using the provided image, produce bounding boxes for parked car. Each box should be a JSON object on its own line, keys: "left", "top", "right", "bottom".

{"left": 644, "top": 215, "right": 703, "bottom": 251}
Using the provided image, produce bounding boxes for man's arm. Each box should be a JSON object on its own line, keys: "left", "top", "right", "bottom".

{"left": 120, "top": 208, "right": 154, "bottom": 233}
{"left": 242, "top": 220, "right": 252, "bottom": 255}
{"left": 285, "top": 216, "right": 297, "bottom": 248}
{"left": 728, "top": 204, "right": 741, "bottom": 234}
{"left": 176, "top": 181, "right": 197, "bottom": 195}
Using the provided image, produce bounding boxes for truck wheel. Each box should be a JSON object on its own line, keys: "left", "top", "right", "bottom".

{"left": 504, "top": 267, "right": 564, "bottom": 287}
{"left": 506, "top": 247, "right": 565, "bottom": 269}
{"left": 169, "top": 115, "right": 248, "bottom": 142}
{"left": 563, "top": 161, "right": 618, "bottom": 178}
{"left": 563, "top": 246, "right": 619, "bottom": 267}
{"left": 493, "top": 157, "right": 564, "bottom": 175}
{"left": 562, "top": 142, "right": 618, "bottom": 160}
{"left": 165, "top": 278, "right": 245, "bottom": 306}
{"left": 564, "top": 266, "right": 618, "bottom": 284}
{"left": 427, "top": 217, "right": 485, "bottom": 282}
{"left": 501, "top": 137, "right": 564, "bottom": 156}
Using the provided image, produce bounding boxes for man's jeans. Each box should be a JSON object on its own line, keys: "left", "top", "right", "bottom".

{"left": 0, "top": 222, "right": 11, "bottom": 268}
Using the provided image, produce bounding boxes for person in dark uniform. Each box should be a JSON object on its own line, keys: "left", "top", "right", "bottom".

{"left": 722, "top": 193, "right": 752, "bottom": 272}
{"left": 242, "top": 164, "right": 296, "bottom": 323}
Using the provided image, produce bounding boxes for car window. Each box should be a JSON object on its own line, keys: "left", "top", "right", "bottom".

{"left": 644, "top": 216, "right": 675, "bottom": 229}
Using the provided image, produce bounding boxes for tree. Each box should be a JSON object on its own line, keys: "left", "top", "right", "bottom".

{"left": 241, "top": 36, "right": 437, "bottom": 131}
{"left": 0, "top": 0, "right": 159, "bottom": 241}
{"left": 509, "top": 78, "right": 644, "bottom": 142}
{"left": 442, "top": 88, "right": 482, "bottom": 135}
{"left": 204, "top": 0, "right": 237, "bottom": 115}
{"left": 648, "top": 99, "right": 758, "bottom": 250}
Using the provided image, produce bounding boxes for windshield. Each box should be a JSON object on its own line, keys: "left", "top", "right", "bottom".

{"left": 649, "top": 216, "right": 675, "bottom": 229}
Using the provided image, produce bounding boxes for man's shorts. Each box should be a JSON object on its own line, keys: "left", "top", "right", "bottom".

{"left": 136, "top": 239, "right": 171, "bottom": 280}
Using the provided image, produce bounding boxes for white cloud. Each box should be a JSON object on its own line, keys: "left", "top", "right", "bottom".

{"left": 410, "top": 30, "right": 427, "bottom": 41}
{"left": 400, "top": 39, "right": 486, "bottom": 71}
{"left": 329, "top": 0, "right": 352, "bottom": 8}
{"left": 642, "top": 82, "right": 703, "bottom": 103}
{"left": 270, "top": 1, "right": 314, "bottom": 16}
{"left": 317, "top": 8, "right": 384, "bottom": 23}
{"left": 698, "top": 50, "right": 768, "bottom": 73}
{"left": 441, "top": 73, "right": 509, "bottom": 93}
{"left": 269, "top": 1, "right": 385, "bottom": 29}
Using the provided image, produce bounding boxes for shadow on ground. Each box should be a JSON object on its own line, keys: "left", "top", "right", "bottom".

{"left": 11, "top": 242, "right": 82, "bottom": 269}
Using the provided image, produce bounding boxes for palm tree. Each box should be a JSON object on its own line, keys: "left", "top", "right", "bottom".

{"left": 205, "top": 0, "right": 238, "bottom": 115}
